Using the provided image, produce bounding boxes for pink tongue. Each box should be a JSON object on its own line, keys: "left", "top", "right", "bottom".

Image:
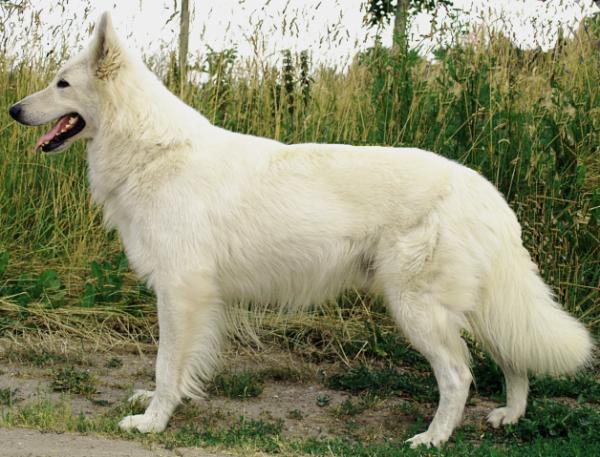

{"left": 35, "top": 115, "right": 73, "bottom": 151}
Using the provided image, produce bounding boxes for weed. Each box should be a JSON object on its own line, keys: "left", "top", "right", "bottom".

{"left": 0, "top": 388, "right": 19, "bottom": 406}
{"left": 340, "top": 315, "right": 429, "bottom": 368}
{"left": 506, "top": 399, "right": 600, "bottom": 442}
{"left": 393, "top": 400, "right": 422, "bottom": 419}
{"left": 316, "top": 393, "right": 332, "bottom": 407}
{"left": 327, "top": 365, "right": 437, "bottom": 402}
{"left": 287, "top": 408, "right": 303, "bottom": 420}
{"left": 471, "top": 350, "right": 504, "bottom": 398}
{"left": 211, "top": 371, "right": 264, "bottom": 399}
{"left": 162, "top": 417, "right": 283, "bottom": 453}
{"left": 105, "top": 357, "right": 123, "bottom": 369}
{"left": 2, "top": 269, "right": 66, "bottom": 308}
{"left": 257, "top": 366, "right": 303, "bottom": 382}
{"left": 333, "top": 393, "right": 380, "bottom": 417}
{"left": 530, "top": 372, "right": 600, "bottom": 403}
{"left": 334, "top": 397, "right": 363, "bottom": 417}
{"left": 8, "top": 348, "right": 72, "bottom": 367}
{"left": 50, "top": 366, "right": 97, "bottom": 396}
{"left": 81, "top": 252, "right": 129, "bottom": 308}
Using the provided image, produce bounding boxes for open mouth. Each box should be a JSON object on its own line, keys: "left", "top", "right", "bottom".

{"left": 35, "top": 113, "right": 86, "bottom": 153}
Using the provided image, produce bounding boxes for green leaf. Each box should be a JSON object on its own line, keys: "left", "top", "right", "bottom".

{"left": 81, "top": 283, "right": 96, "bottom": 308}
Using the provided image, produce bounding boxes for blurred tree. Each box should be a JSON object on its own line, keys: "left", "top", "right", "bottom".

{"left": 364, "top": 0, "right": 453, "bottom": 51}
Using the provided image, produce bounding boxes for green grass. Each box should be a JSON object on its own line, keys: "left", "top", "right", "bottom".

{"left": 50, "top": 366, "right": 97, "bottom": 396}
{"left": 0, "top": 388, "right": 19, "bottom": 406}
{"left": 105, "top": 357, "right": 123, "bottom": 369}
{"left": 257, "top": 366, "right": 304, "bottom": 382}
{"left": 211, "top": 371, "right": 264, "bottom": 399}
{"left": 332, "top": 393, "right": 380, "bottom": 418}
{"left": 327, "top": 365, "right": 438, "bottom": 402}
{"left": 210, "top": 365, "right": 304, "bottom": 399}
{"left": 287, "top": 408, "right": 304, "bottom": 420}
{"left": 531, "top": 372, "right": 600, "bottom": 404}
{"left": 5, "top": 347, "right": 84, "bottom": 367}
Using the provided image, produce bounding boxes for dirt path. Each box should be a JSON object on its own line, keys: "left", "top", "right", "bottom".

{"left": 0, "top": 342, "right": 497, "bottom": 455}
{"left": 0, "top": 427, "right": 228, "bottom": 457}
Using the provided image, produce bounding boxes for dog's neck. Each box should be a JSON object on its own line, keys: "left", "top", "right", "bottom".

{"left": 85, "top": 67, "right": 212, "bottom": 228}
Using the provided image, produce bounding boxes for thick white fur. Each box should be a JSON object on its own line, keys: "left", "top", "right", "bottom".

{"left": 14, "top": 13, "right": 593, "bottom": 448}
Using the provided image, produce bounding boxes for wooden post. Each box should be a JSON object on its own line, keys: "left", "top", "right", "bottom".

{"left": 179, "top": 0, "right": 190, "bottom": 98}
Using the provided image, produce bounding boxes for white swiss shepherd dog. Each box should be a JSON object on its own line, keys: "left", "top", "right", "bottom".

{"left": 9, "top": 12, "right": 593, "bottom": 448}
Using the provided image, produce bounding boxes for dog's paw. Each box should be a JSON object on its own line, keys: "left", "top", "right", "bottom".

{"left": 487, "top": 407, "right": 522, "bottom": 428}
{"left": 127, "top": 389, "right": 155, "bottom": 406}
{"left": 406, "top": 430, "right": 449, "bottom": 449}
{"left": 118, "top": 413, "right": 166, "bottom": 433}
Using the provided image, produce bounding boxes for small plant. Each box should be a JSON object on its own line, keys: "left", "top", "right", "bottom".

{"left": 50, "top": 366, "right": 96, "bottom": 396}
{"left": 507, "top": 399, "right": 600, "bottom": 441}
{"left": 287, "top": 408, "right": 303, "bottom": 420}
{"left": 335, "top": 307, "right": 429, "bottom": 368}
{"left": 530, "top": 372, "right": 600, "bottom": 403}
{"left": 0, "top": 388, "right": 19, "bottom": 406}
{"left": 333, "top": 393, "right": 380, "bottom": 417}
{"left": 90, "top": 398, "right": 111, "bottom": 407}
{"left": 2, "top": 269, "right": 66, "bottom": 308}
{"left": 258, "top": 366, "right": 303, "bottom": 383}
{"left": 105, "top": 357, "right": 123, "bottom": 369}
{"left": 326, "top": 365, "right": 437, "bottom": 401}
{"left": 334, "top": 397, "right": 362, "bottom": 417}
{"left": 11, "top": 349, "right": 70, "bottom": 367}
{"left": 81, "top": 252, "right": 128, "bottom": 307}
{"left": 212, "top": 371, "right": 264, "bottom": 399}
{"left": 394, "top": 400, "right": 421, "bottom": 418}
{"left": 316, "top": 393, "right": 331, "bottom": 407}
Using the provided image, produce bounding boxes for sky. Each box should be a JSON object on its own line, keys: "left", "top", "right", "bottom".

{"left": 2, "top": 0, "right": 599, "bottom": 66}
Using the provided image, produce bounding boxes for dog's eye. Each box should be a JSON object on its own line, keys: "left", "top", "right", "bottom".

{"left": 57, "top": 79, "right": 70, "bottom": 88}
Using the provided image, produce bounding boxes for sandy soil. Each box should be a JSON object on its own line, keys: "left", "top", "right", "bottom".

{"left": 0, "top": 427, "right": 227, "bottom": 457}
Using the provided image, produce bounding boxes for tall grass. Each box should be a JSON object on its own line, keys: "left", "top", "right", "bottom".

{"left": 0, "top": 5, "right": 598, "bottom": 346}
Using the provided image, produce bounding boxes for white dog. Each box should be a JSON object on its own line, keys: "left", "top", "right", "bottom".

{"left": 9, "top": 13, "right": 592, "bottom": 448}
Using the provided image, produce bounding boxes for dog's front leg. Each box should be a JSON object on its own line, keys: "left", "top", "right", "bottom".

{"left": 118, "top": 290, "right": 183, "bottom": 433}
{"left": 119, "top": 274, "right": 224, "bottom": 433}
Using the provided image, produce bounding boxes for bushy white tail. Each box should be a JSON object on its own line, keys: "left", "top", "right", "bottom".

{"left": 472, "top": 247, "right": 593, "bottom": 376}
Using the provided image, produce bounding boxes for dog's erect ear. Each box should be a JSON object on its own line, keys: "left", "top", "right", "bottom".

{"left": 90, "top": 12, "right": 123, "bottom": 80}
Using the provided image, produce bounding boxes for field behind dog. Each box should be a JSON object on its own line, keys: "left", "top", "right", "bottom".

{"left": 0, "top": 3, "right": 599, "bottom": 456}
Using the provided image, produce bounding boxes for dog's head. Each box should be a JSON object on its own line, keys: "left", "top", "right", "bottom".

{"left": 8, "top": 12, "right": 126, "bottom": 154}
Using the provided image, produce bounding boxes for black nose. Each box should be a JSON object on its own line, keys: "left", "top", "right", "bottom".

{"left": 8, "top": 104, "right": 21, "bottom": 121}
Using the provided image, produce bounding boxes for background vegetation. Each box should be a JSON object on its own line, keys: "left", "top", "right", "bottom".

{"left": 0, "top": 1, "right": 598, "bottom": 339}
{"left": 0, "top": 1, "right": 598, "bottom": 455}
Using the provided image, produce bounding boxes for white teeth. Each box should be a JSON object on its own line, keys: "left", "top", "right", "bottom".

{"left": 68, "top": 117, "right": 77, "bottom": 125}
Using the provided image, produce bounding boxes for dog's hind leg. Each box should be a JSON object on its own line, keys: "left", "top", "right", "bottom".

{"left": 386, "top": 288, "right": 472, "bottom": 448}
{"left": 487, "top": 367, "right": 528, "bottom": 427}
{"left": 119, "top": 272, "right": 225, "bottom": 433}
